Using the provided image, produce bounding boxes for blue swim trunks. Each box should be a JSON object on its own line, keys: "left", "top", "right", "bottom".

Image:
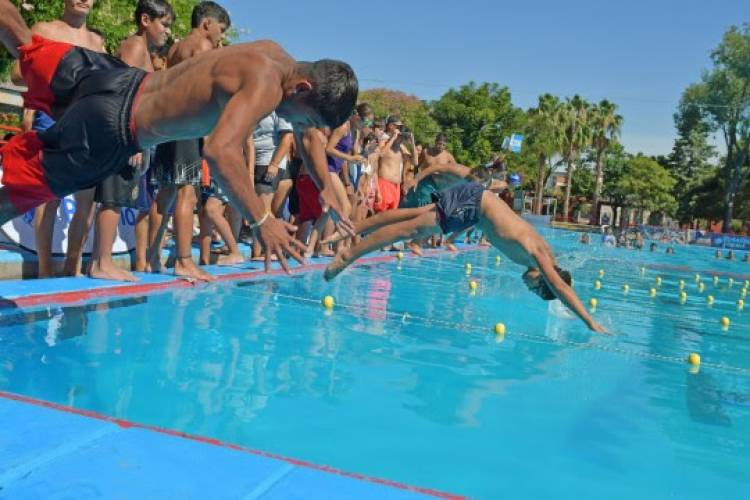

{"left": 431, "top": 182, "right": 485, "bottom": 234}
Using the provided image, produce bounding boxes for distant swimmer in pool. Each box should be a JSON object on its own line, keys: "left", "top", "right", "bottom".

{"left": 322, "top": 170, "right": 607, "bottom": 333}
{"left": 0, "top": 0, "right": 357, "bottom": 272}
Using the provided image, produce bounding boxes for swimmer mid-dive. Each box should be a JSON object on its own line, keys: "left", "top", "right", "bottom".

{"left": 0, "top": 0, "right": 357, "bottom": 272}
{"left": 323, "top": 171, "right": 607, "bottom": 333}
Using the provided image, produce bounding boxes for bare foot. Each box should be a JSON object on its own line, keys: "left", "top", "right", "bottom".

{"left": 217, "top": 252, "right": 244, "bottom": 266}
{"left": 324, "top": 250, "right": 351, "bottom": 281}
{"left": 407, "top": 241, "right": 424, "bottom": 257}
{"left": 89, "top": 260, "right": 139, "bottom": 282}
{"left": 446, "top": 243, "right": 459, "bottom": 252}
{"left": 174, "top": 256, "right": 216, "bottom": 282}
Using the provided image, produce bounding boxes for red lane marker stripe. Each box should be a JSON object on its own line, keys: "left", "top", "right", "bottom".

{"left": 1, "top": 247, "right": 480, "bottom": 310}
{"left": 0, "top": 390, "right": 464, "bottom": 499}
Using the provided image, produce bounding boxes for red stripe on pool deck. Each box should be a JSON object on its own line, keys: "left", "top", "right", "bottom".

{"left": 1, "top": 248, "right": 478, "bottom": 310}
{"left": 0, "top": 248, "right": 478, "bottom": 497}
{"left": 0, "top": 390, "right": 464, "bottom": 499}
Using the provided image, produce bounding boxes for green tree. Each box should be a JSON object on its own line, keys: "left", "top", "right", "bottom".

{"left": 1, "top": 0, "right": 199, "bottom": 78}
{"left": 431, "top": 82, "right": 526, "bottom": 165}
{"left": 588, "top": 100, "right": 623, "bottom": 224}
{"left": 557, "top": 95, "right": 591, "bottom": 219}
{"left": 614, "top": 155, "right": 677, "bottom": 222}
{"left": 525, "top": 94, "right": 561, "bottom": 214}
{"left": 357, "top": 88, "right": 439, "bottom": 146}
{"left": 678, "top": 24, "right": 750, "bottom": 232}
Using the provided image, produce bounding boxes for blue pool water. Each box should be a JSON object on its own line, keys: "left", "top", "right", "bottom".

{"left": 1, "top": 229, "right": 749, "bottom": 499}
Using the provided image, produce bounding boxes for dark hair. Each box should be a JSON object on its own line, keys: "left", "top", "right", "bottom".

{"left": 362, "top": 133, "right": 378, "bottom": 147}
{"left": 435, "top": 132, "right": 446, "bottom": 142}
{"left": 135, "top": 0, "right": 176, "bottom": 26}
{"left": 298, "top": 60, "right": 359, "bottom": 129}
{"left": 538, "top": 266, "right": 572, "bottom": 301}
{"left": 357, "top": 102, "right": 373, "bottom": 117}
{"left": 191, "top": 1, "right": 231, "bottom": 28}
{"left": 468, "top": 166, "right": 492, "bottom": 184}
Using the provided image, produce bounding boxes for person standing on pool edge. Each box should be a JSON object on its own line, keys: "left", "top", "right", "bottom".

{"left": 16, "top": 0, "right": 106, "bottom": 278}
{"left": 89, "top": 0, "right": 175, "bottom": 282}
{"left": 322, "top": 171, "right": 607, "bottom": 333}
{"left": 0, "top": 0, "right": 357, "bottom": 271}
{"left": 150, "top": 1, "right": 235, "bottom": 281}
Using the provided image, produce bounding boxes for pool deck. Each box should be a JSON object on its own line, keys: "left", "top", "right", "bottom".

{"left": 0, "top": 249, "right": 466, "bottom": 499}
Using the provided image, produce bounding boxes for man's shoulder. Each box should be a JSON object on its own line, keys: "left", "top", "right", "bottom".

{"left": 30, "top": 21, "right": 63, "bottom": 38}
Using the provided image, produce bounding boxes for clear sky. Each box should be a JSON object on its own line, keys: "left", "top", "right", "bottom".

{"left": 220, "top": 0, "right": 746, "bottom": 156}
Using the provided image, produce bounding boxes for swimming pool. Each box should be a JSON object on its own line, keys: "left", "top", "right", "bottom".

{"left": 1, "top": 228, "right": 748, "bottom": 498}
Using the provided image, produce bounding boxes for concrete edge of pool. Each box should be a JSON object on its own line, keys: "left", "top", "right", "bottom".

{"left": 0, "top": 247, "right": 477, "bottom": 499}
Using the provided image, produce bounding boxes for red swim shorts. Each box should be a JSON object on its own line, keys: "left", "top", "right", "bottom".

{"left": 373, "top": 177, "right": 400, "bottom": 212}
{"left": 296, "top": 174, "right": 322, "bottom": 223}
{"left": 0, "top": 131, "right": 57, "bottom": 213}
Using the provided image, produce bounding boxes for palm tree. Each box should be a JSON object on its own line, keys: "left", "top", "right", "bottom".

{"left": 526, "top": 94, "right": 562, "bottom": 214}
{"left": 589, "top": 100, "right": 623, "bottom": 224}
{"left": 558, "top": 96, "right": 591, "bottom": 220}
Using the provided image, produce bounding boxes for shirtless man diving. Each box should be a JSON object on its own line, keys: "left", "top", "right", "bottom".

{"left": 0, "top": 0, "right": 357, "bottom": 272}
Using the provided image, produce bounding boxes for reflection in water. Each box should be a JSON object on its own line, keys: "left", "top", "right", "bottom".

{"left": 1, "top": 245, "right": 750, "bottom": 498}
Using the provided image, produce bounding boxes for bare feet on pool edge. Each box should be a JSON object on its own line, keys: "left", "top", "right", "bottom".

{"left": 446, "top": 242, "right": 459, "bottom": 252}
{"left": 175, "top": 256, "right": 216, "bottom": 282}
{"left": 407, "top": 241, "right": 424, "bottom": 257}
{"left": 88, "top": 260, "right": 139, "bottom": 282}
{"left": 324, "top": 250, "right": 351, "bottom": 281}
{"left": 217, "top": 252, "right": 244, "bottom": 266}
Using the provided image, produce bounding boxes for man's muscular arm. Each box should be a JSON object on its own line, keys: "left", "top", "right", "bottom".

{"left": 203, "top": 84, "right": 305, "bottom": 272}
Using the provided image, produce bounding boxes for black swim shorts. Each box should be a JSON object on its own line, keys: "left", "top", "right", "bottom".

{"left": 94, "top": 149, "right": 151, "bottom": 209}
{"left": 154, "top": 139, "right": 203, "bottom": 186}
{"left": 431, "top": 182, "right": 485, "bottom": 234}
{"left": 37, "top": 66, "right": 147, "bottom": 197}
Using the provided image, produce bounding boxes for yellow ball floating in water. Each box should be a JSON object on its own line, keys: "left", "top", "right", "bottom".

{"left": 713, "top": 275, "right": 720, "bottom": 285}
{"left": 640, "top": 266, "right": 646, "bottom": 276}
{"left": 465, "top": 263, "right": 472, "bottom": 275}
{"left": 469, "top": 280, "right": 478, "bottom": 291}
{"left": 598, "top": 269, "right": 605, "bottom": 278}
{"left": 655, "top": 276, "right": 662, "bottom": 286}
{"left": 397, "top": 252, "right": 404, "bottom": 261}
{"left": 494, "top": 323, "right": 506, "bottom": 335}
{"left": 495, "top": 256, "right": 502, "bottom": 265}
{"left": 322, "top": 295, "right": 335, "bottom": 310}
{"left": 694, "top": 273, "right": 701, "bottom": 282}
{"left": 678, "top": 280, "right": 685, "bottom": 290}
{"left": 649, "top": 288, "right": 657, "bottom": 298}
{"left": 589, "top": 298, "right": 598, "bottom": 308}
{"left": 679, "top": 291, "right": 687, "bottom": 303}
{"left": 745, "top": 280, "right": 750, "bottom": 289}
{"left": 738, "top": 299, "right": 745, "bottom": 311}
{"left": 687, "top": 352, "right": 701, "bottom": 366}
{"left": 706, "top": 295, "right": 715, "bottom": 305}
{"left": 728, "top": 278, "right": 734, "bottom": 288}
{"left": 594, "top": 280, "right": 602, "bottom": 290}
{"left": 721, "top": 316, "right": 730, "bottom": 328}
{"left": 698, "top": 282, "right": 705, "bottom": 293}
{"left": 622, "top": 284, "right": 630, "bottom": 294}
{"left": 740, "top": 288, "right": 747, "bottom": 298}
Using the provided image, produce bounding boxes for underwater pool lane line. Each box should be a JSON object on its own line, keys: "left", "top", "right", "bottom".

{"left": 0, "top": 246, "right": 482, "bottom": 311}
{"left": 0, "top": 390, "right": 464, "bottom": 499}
